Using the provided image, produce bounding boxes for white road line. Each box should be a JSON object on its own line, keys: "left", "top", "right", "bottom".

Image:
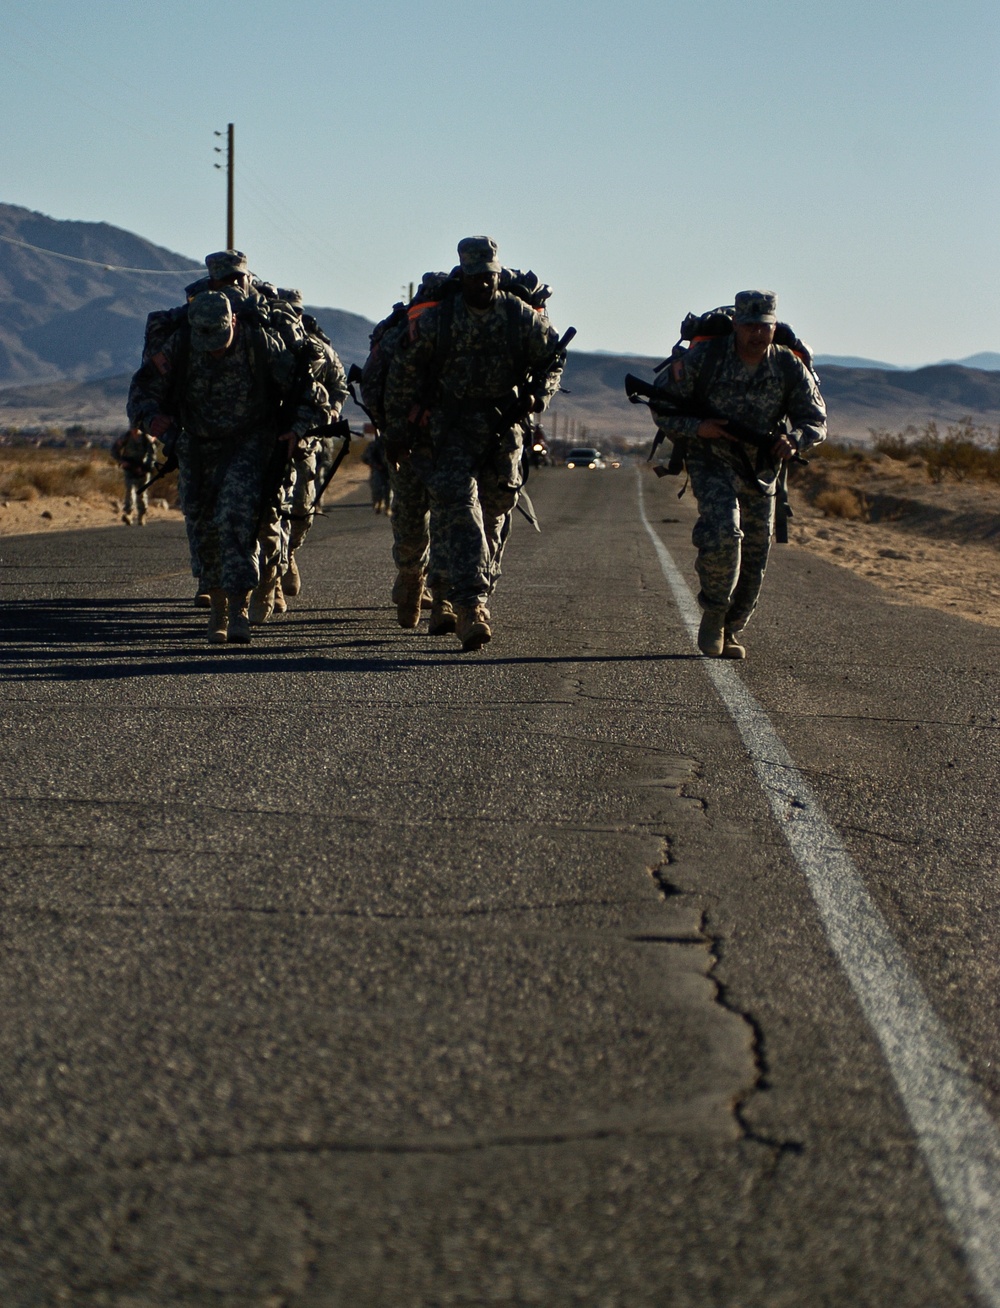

{"left": 637, "top": 472, "right": 1000, "bottom": 1305}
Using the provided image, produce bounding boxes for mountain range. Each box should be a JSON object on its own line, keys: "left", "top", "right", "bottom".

{"left": 1, "top": 203, "right": 999, "bottom": 443}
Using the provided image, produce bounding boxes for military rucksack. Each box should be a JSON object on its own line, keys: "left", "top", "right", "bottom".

{"left": 137, "top": 297, "right": 319, "bottom": 433}
{"left": 657, "top": 304, "right": 817, "bottom": 380}
{"left": 351, "top": 267, "right": 552, "bottom": 431}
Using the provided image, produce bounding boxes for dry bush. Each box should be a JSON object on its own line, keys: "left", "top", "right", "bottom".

{"left": 814, "top": 486, "right": 865, "bottom": 519}
{"left": 868, "top": 420, "right": 1000, "bottom": 482}
{"left": 811, "top": 439, "right": 857, "bottom": 462}
{"left": 0, "top": 448, "right": 122, "bottom": 501}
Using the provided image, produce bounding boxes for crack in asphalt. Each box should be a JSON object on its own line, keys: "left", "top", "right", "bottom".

{"left": 4, "top": 897, "right": 656, "bottom": 924}
{"left": 645, "top": 847, "right": 802, "bottom": 1160}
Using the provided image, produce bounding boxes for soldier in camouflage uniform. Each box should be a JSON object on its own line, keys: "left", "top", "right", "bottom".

{"left": 384, "top": 237, "right": 563, "bottom": 651}
{"left": 127, "top": 291, "right": 330, "bottom": 645}
{"left": 650, "top": 290, "right": 826, "bottom": 658}
{"left": 112, "top": 426, "right": 157, "bottom": 525}
{"left": 250, "top": 289, "right": 348, "bottom": 622}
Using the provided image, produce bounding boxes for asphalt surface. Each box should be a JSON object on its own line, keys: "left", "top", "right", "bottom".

{"left": 0, "top": 466, "right": 997, "bottom": 1306}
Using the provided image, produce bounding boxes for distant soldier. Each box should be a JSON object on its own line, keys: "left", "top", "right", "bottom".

{"left": 251, "top": 288, "right": 349, "bottom": 621}
{"left": 111, "top": 426, "right": 156, "bottom": 525}
{"left": 361, "top": 436, "right": 390, "bottom": 514}
{"left": 648, "top": 290, "right": 827, "bottom": 658}
{"left": 127, "top": 291, "right": 330, "bottom": 645}
{"left": 384, "top": 236, "right": 565, "bottom": 650}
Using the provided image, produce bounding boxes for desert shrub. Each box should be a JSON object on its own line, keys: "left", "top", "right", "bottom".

{"left": 0, "top": 449, "right": 122, "bottom": 500}
{"left": 811, "top": 439, "right": 857, "bottom": 462}
{"left": 814, "top": 486, "right": 864, "bottom": 519}
{"left": 868, "top": 420, "right": 1000, "bottom": 482}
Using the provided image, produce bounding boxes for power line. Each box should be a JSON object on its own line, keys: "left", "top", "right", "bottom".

{"left": 0, "top": 234, "right": 202, "bottom": 276}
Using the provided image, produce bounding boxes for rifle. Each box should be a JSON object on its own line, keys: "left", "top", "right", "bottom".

{"left": 487, "top": 326, "right": 577, "bottom": 535}
{"left": 136, "top": 425, "right": 180, "bottom": 494}
{"left": 624, "top": 372, "right": 805, "bottom": 544}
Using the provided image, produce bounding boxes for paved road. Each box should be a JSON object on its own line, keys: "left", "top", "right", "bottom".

{"left": 0, "top": 467, "right": 997, "bottom": 1306}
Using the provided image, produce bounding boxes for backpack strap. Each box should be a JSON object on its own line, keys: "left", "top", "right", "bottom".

{"left": 691, "top": 335, "right": 728, "bottom": 409}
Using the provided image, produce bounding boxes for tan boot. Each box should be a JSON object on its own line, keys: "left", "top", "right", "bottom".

{"left": 455, "top": 604, "right": 492, "bottom": 652}
{"left": 227, "top": 590, "right": 253, "bottom": 644}
{"left": 207, "top": 589, "right": 228, "bottom": 644}
{"left": 249, "top": 568, "right": 277, "bottom": 625}
{"left": 721, "top": 629, "right": 747, "bottom": 660}
{"left": 697, "top": 608, "right": 726, "bottom": 657}
{"left": 273, "top": 576, "right": 287, "bottom": 613}
{"left": 392, "top": 569, "right": 425, "bottom": 628}
{"left": 428, "top": 584, "right": 457, "bottom": 636}
{"left": 194, "top": 587, "right": 212, "bottom": 609}
{"left": 282, "top": 552, "right": 302, "bottom": 597}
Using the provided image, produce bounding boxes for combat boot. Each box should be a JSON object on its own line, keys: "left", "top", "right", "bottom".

{"left": 392, "top": 569, "right": 425, "bottom": 628}
{"left": 697, "top": 608, "right": 726, "bottom": 657}
{"left": 121, "top": 512, "right": 132, "bottom": 526}
{"left": 249, "top": 567, "right": 278, "bottom": 625}
{"left": 427, "top": 583, "right": 457, "bottom": 636}
{"left": 273, "top": 576, "right": 287, "bottom": 614}
{"left": 455, "top": 604, "right": 492, "bottom": 652}
{"left": 721, "top": 629, "right": 747, "bottom": 660}
{"left": 137, "top": 512, "right": 146, "bottom": 527}
{"left": 227, "top": 591, "right": 253, "bottom": 644}
{"left": 207, "top": 589, "right": 228, "bottom": 644}
{"left": 194, "top": 587, "right": 212, "bottom": 609}
{"left": 282, "top": 552, "right": 302, "bottom": 597}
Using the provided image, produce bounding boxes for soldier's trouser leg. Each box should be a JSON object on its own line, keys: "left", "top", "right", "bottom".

{"left": 178, "top": 436, "right": 222, "bottom": 587}
{"left": 388, "top": 461, "right": 431, "bottom": 577}
{"left": 123, "top": 475, "right": 140, "bottom": 519}
{"left": 478, "top": 430, "right": 522, "bottom": 595}
{"left": 218, "top": 434, "right": 272, "bottom": 594}
{"left": 726, "top": 488, "right": 775, "bottom": 631}
{"left": 256, "top": 498, "right": 284, "bottom": 579}
{"left": 688, "top": 455, "right": 774, "bottom": 626}
{"left": 418, "top": 436, "right": 490, "bottom": 608}
{"left": 287, "top": 449, "right": 318, "bottom": 554}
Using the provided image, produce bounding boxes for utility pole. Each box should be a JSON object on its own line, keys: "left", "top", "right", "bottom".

{"left": 214, "top": 123, "right": 235, "bottom": 249}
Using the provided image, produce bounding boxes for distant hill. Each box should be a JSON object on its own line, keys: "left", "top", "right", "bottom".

{"left": 936, "top": 351, "right": 1000, "bottom": 371}
{"left": 0, "top": 203, "right": 376, "bottom": 386}
{"left": 0, "top": 203, "right": 998, "bottom": 442}
{"left": 814, "top": 355, "right": 902, "bottom": 371}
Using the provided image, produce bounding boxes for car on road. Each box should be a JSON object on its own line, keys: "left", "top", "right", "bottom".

{"left": 564, "top": 446, "right": 606, "bottom": 469}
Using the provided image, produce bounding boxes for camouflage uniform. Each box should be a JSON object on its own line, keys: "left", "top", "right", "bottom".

{"left": 384, "top": 250, "right": 562, "bottom": 612}
{"left": 113, "top": 428, "right": 157, "bottom": 524}
{"left": 361, "top": 436, "right": 391, "bottom": 513}
{"left": 386, "top": 457, "right": 449, "bottom": 592}
{"left": 255, "top": 294, "right": 348, "bottom": 585}
{"left": 127, "top": 292, "right": 330, "bottom": 597}
{"left": 652, "top": 295, "right": 825, "bottom": 633}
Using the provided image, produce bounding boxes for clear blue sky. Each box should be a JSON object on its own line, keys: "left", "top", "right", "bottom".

{"left": 2, "top": 0, "right": 998, "bottom": 364}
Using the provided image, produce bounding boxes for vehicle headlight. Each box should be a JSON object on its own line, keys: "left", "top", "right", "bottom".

{"left": 566, "top": 461, "right": 575, "bottom": 468}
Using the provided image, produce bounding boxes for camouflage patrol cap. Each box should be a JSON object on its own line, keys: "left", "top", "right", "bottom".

{"left": 205, "top": 249, "right": 249, "bottom": 281}
{"left": 457, "top": 236, "right": 501, "bottom": 275}
{"left": 277, "top": 287, "right": 303, "bottom": 307}
{"left": 734, "top": 290, "right": 778, "bottom": 324}
{"left": 188, "top": 291, "right": 234, "bottom": 351}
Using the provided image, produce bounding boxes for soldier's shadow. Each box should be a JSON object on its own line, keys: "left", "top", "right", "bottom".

{"left": 0, "top": 596, "right": 698, "bottom": 682}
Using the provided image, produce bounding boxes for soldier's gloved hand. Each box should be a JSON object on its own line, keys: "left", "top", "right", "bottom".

{"left": 771, "top": 433, "right": 798, "bottom": 462}
{"left": 696, "top": 418, "right": 735, "bottom": 442}
{"left": 383, "top": 436, "right": 411, "bottom": 466}
{"left": 149, "top": 414, "right": 174, "bottom": 440}
{"left": 277, "top": 431, "right": 301, "bottom": 459}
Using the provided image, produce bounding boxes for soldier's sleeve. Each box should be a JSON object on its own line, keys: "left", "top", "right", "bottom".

{"left": 126, "top": 333, "right": 180, "bottom": 430}
{"left": 322, "top": 346, "right": 349, "bottom": 417}
{"left": 383, "top": 310, "right": 437, "bottom": 435}
{"left": 523, "top": 309, "right": 563, "bottom": 409}
{"left": 264, "top": 331, "right": 333, "bottom": 437}
{"left": 648, "top": 344, "right": 705, "bottom": 444}
{"left": 783, "top": 357, "right": 827, "bottom": 452}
